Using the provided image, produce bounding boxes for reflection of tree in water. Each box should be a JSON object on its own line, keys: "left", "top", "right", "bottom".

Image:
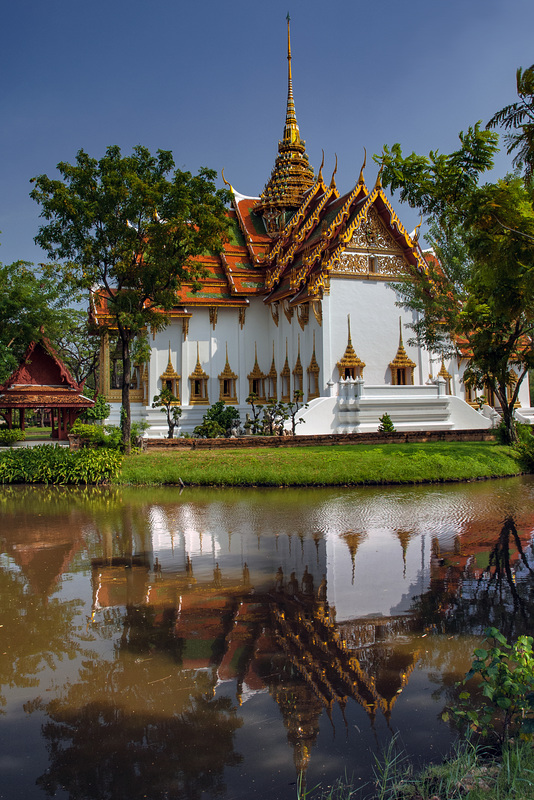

{"left": 411, "top": 516, "right": 534, "bottom": 640}
{"left": 33, "top": 604, "right": 243, "bottom": 800}
{"left": 0, "top": 565, "right": 86, "bottom": 715}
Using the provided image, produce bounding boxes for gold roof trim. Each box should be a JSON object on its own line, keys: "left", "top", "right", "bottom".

{"left": 253, "top": 17, "right": 315, "bottom": 223}
{"left": 267, "top": 342, "right": 278, "bottom": 379}
{"left": 247, "top": 343, "right": 264, "bottom": 381}
{"left": 280, "top": 339, "right": 291, "bottom": 377}
{"left": 307, "top": 331, "right": 320, "bottom": 374}
{"left": 160, "top": 343, "right": 180, "bottom": 381}
{"left": 437, "top": 357, "right": 452, "bottom": 380}
{"left": 189, "top": 343, "right": 209, "bottom": 380}
{"left": 293, "top": 335, "right": 303, "bottom": 377}
{"left": 337, "top": 316, "right": 366, "bottom": 372}
{"left": 389, "top": 319, "right": 416, "bottom": 370}
{"left": 218, "top": 344, "right": 238, "bottom": 381}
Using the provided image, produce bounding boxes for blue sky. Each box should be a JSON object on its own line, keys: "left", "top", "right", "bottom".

{"left": 2, "top": 0, "right": 533, "bottom": 266}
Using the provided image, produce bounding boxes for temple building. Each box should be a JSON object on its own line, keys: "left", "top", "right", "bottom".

{"left": 95, "top": 21, "right": 530, "bottom": 436}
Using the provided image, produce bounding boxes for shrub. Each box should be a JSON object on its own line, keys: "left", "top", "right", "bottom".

{"left": 445, "top": 627, "right": 534, "bottom": 744}
{"left": 152, "top": 388, "right": 182, "bottom": 439}
{"left": 378, "top": 412, "right": 396, "bottom": 433}
{"left": 82, "top": 393, "right": 111, "bottom": 423}
{"left": 0, "top": 429, "right": 25, "bottom": 446}
{"left": 194, "top": 401, "right": 240, "bottom": 438}
{"left": 69, "top": 419, "right": 146, "bottom": 450}
{"left": 0, "top": 445, "right": 122, "bottom": 484}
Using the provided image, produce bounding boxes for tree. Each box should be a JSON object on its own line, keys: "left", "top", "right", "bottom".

{"left": 262, "top": 398, "right": 288, "bottom": 435}
{"left": 152, "top": 388, "right": 182, "bottom": 439}
{"left": 376, "top": 130, "right": 534, "bottom": 443}
{"left": 193, "top": 401, "right": 240, "bottom": 438}
{"left": 31, "top": 145, "right": 230, "bottom": 451}
{"left": 487, "top": 63, "right": 534, "bottom": 180}
{"left": 286, "top": 390, "right": 308, "bottom": 435}
{"left": 53, "top": 309, "right": 100, "bottom": 390}
{"left": 245, "top": 393, "right": 263, "bottom": 434}
{"left": 0, "top": 260, "right": 76, "bottom": 384}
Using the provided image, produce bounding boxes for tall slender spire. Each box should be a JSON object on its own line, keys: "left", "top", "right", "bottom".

{"left": 254, "top": 16, "right": 315, "bottom": 235}
{"left": 284, "top": 13, "right": 299, "bottom": 145}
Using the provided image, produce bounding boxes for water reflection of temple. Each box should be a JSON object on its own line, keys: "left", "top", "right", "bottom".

{"left": 3, "top": 486, "right": 534, "bottom": 794}
{"left": 89, "top": 552, "right": 421, "bottom": 788}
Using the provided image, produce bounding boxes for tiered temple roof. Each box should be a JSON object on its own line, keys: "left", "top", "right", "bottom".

{"left": 90, "top": 21, "right": 426, "bottom": 321}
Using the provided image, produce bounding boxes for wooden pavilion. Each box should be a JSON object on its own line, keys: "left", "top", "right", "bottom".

{"left": 0, "top": 338, "right": 94, "bottom": 441}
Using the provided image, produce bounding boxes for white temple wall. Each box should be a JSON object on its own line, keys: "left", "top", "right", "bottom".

{"left": 328, "top": 278, "right": 429, "bottom": 386}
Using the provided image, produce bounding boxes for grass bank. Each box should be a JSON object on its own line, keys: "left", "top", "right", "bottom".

{"left": 119, "top": 441, "right": 523, "bottom": 486}
{"left": 316, "top": 737, "right": 534, "bottom": 800}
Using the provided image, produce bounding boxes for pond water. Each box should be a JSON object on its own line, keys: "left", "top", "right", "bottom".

{"left": 1, "top": 477, "right": 534, "bottom": 800}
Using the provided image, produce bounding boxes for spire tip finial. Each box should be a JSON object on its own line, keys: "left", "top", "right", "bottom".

{"left": 358, "top": 148, "right": 367, "bottom": 184}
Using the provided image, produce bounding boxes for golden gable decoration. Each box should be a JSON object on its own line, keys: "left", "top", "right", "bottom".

{"left": 189, "top": 343, "right": 209, "bottom": 405}
{"left": 337, "top": 316, "right": 365, "bottom": 379}
{"left": 266, "top": 343, "right": 278, "bottom": 400}
{"left": 293, "top": 335, "right": 303, "bottom": 394}
{"left": 247, "top": 343, "right": 266, "bottom": 402}
{"left": 280, "top": 339, "right": 291, "bottom": 401}
{"left": 218, "top": 344, "right": 238, "bottom": 404}
{"left": 160, "top": 343, "right": 181, "bottom": 401}
{"left": 389, "top": 319, "right": 415, "bottom": 385}
{"left": 307, "top": 331, "right": 320, "bottom": 400}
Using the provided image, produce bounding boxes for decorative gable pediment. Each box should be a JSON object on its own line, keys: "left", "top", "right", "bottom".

{"left": 349, "top": 206, "right": 404, "bottom": 254}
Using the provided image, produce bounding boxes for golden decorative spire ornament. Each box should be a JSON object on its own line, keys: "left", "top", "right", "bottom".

{"left": 254, "top": 16, "right": 315, "bottom": 234}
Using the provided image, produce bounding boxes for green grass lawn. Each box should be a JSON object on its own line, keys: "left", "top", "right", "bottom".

{"left": 22, "top": 426, "right": 53, "bottom": 441}
{"left": 119, "top": 441, "right": 523, "bottom": 486}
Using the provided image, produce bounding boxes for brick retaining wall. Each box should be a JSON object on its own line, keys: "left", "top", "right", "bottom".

{"left": 145, "top": 429, "right": 496, "bottom": 450}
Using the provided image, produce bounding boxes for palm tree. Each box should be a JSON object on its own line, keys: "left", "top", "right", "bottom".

{"left": 487, "top": 64, "right": 534, "bottom": 179}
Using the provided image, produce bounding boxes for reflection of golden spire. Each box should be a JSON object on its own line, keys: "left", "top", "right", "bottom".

{"left": 396, "top": 529, "right": 416, "bottom": 578}
{"left": 340, "top": 530, "right": 367, "bottom": 583}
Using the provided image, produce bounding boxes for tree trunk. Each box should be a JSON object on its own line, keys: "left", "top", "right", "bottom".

{"left": 120, "top": 332, "right": 132, "bottom": 454}
{"left": 496, "top": 383, "right": 517, "bottom": 444}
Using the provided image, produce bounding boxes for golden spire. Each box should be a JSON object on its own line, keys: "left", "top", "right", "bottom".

{"left": 254, "top": 16, "right": 315, "bottom": 234}
{"left": 330, "top": 154, "right": 338, "bottom": 190}
{"left": 285, "top": 14, "right": 298, "bottom": 145}
{"left": 358, "top": 148, "right": 367, "bottom": 184}
{"left": 317, "top": 150, "right": 325, "bottom": 183}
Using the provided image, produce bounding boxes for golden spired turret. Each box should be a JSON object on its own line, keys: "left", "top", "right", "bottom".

{"left": 254, "top": 15, "right": 315, "bottom": 235}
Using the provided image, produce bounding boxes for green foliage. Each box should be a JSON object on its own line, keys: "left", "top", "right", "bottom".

{"left": 261, "top": 398, "right": 288, "bottom": 435}
{"left": 69, "top": 419, "right": 145, "bottom": 450}
{"left": 70, "top": 420, "right": 118, "bottom": 448}
{"left": 378, "top": 413, "right": 396, "bottom": 433}
{"left": 52, "top": 307, "right": 100, "bottom": 388}
{"left": 245, "top": 393, "right": 263, "bottom": 434}
{"left": 0, "top": 260, "right": 80, "bottom": 384}
{"left": 0, "top": 429, "right": 25, "bottom": 446}
{"left": 487, "top": 63, "right": 534, "bottom": 180}
{"left": 445, "top": 627, "right": 534, "bottom": 744}
{"left": 31, "top": 145, "right": 231, "bottom": 450}
{"left": 285, "top": 390, "right": 308, "bottom": 435}
{"left": 377, "top": 133, "right": 534, "bottom": 444}
{"left": 0, "top": 445, "right": 122, "bottom": 484}
{"left": 83, "top": 393, "right": 111, "bottom": 423}
{"left": 193, "top": 401, "right": 240, "bottom": 438}
{"left": 152, "top": 388, "right": 182, "bottom": 439}
{"left": 377, "top": 123, "right": 499, "bottom": 219}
